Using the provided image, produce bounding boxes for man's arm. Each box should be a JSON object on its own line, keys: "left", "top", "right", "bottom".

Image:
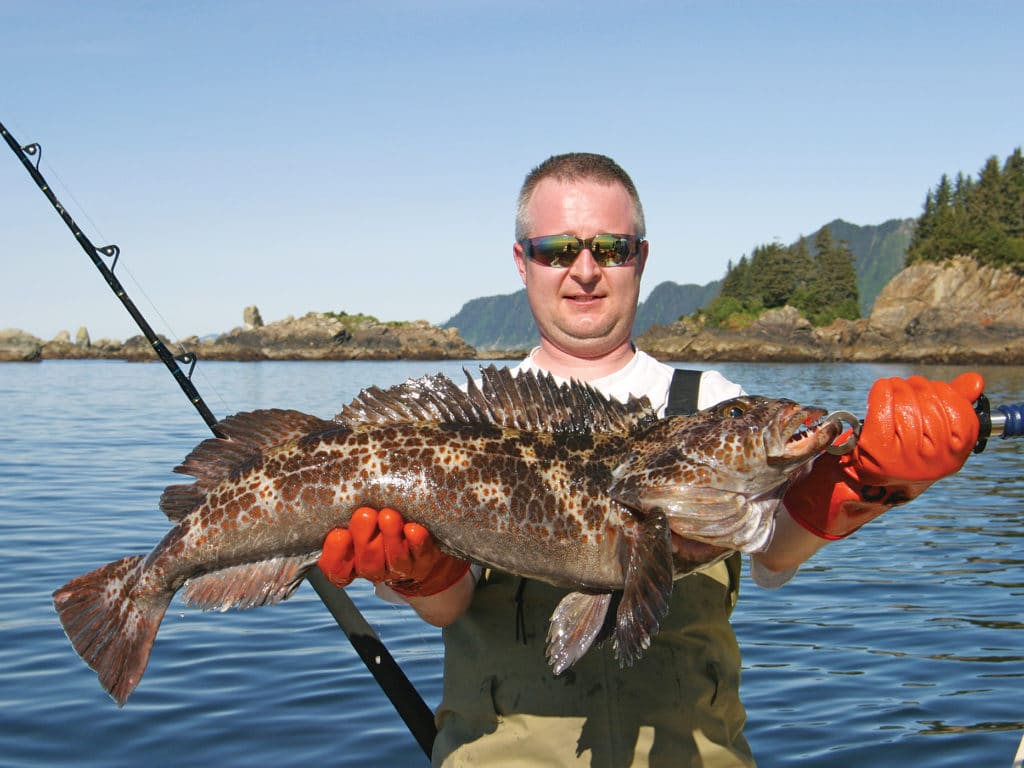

{"left": 751, "top": 510, "right": 829, "bottom": 573}
{"left": 400, "top": 572, "right": 477, "bottom": 626}
{"left": 754, "top": 372, "right": 983, "bottom": 576}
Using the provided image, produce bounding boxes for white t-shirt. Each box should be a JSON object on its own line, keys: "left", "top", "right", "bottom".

{"left": 512, "top": 347, "right": 743, "bottom": 416}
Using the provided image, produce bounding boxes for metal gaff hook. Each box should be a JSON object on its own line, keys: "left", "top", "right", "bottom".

{"left": 824, "top": 410, "right": 861, "bottom": 456}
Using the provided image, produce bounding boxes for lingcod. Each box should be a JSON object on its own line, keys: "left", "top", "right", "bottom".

{"left": 53, "top": 365, "right": 842, "bottom": 705}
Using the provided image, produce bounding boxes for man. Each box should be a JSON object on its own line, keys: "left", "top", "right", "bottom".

{"left": 318, "top": 153, "right": 982, "bottom": 766}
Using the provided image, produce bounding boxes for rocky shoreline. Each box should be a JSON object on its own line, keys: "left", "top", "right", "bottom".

{"left": 0, "top": 308, "right": 480, "bottom": 363}
{"left": 636, "top": 257, "right": 1024, "bottom": 365}
{"left": 4, "top": 259, "right": 1022, "bottom": 365}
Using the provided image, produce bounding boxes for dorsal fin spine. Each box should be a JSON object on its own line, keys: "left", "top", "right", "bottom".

{"left": 159, "top": 409, "right": 337, "bottom": 522}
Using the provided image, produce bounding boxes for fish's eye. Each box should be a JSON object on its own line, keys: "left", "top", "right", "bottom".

{"left": 720, "top": 402, "right": 748, "bottom": 419}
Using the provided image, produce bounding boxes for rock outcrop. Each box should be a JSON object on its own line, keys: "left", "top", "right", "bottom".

{"left": 2, "top": 309, "right": 477, "bottom": 362}
{"left": 0, "top": 329, "right": 43, "bottom": 362}
{"left": 638, "top": 306, "right": 848, "bottom": 362}
{"left": 186, "top": 312, "right": 476, "bottom": 361}
{"left": 637, "top": 257, "right": 1024, "bottom": 363}
{"left": 243, "top": 305, "right": 264, "bottom": 330}
{"left": 854, "top": 256, "right": 1024, "bottom": 362}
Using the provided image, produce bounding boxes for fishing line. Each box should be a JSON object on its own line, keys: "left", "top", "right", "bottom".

{"left": 25, "top": 139, "right": 234, "bottom": 417}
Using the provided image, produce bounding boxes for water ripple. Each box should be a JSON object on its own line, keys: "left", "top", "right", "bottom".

{"left": 1, "top": 360, "right": 1021, "bottom": 766}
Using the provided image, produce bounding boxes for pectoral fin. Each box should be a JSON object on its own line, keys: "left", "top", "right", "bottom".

{"left": 614, "top": 481, "right": 779, "bottom": 553}
{"left": 546, "top": 591, "right": 613, "bottom": 675}
{"left": 613, "top": 508, "right": 674, "bottom": 668}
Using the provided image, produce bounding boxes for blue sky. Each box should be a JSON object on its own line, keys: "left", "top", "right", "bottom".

{"left": 1, "top": 1, "right": 1021, "bottom": 341}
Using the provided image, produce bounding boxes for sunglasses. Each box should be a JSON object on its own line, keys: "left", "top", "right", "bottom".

{"left": 518, "top": 233, "right": 644, "bottom": 268}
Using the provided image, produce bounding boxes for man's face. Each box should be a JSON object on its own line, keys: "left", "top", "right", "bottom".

{"left": 513, "top": 177, "right": 647, "bottom": 360}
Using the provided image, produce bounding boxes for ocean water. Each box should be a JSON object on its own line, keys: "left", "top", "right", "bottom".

{"left": 0, "top": 359, "right": 1020, "bottom": 767}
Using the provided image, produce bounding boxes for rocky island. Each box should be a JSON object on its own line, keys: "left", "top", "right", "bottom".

{"left": 0, "top": 307, "right": 476, "bottom": 363}
{"left": 637, "top": 257, "right": 1024, "bottom": 364}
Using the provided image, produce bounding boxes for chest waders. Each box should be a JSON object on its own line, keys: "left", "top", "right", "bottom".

{"left": 434, "top": 370, "right": 754, "bottom": 767}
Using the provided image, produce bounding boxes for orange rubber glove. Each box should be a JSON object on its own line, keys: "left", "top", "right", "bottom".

{"left": 784, "top": 372, "right": 984, "bottom": 539}
{"left": 317, "top": 507, "right": 470, "bottom": 597}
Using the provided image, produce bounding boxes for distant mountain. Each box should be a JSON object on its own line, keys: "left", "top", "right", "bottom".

{"left": 810, "top": 218, "right": 915, "bottom": 314}
{"left": 442, "top": 290, "right": 539, "bottom": 351}
{"left": 633, "top": 279, "right": 722, "bottom": 335}
{"left": 442, "top": 218, "right": 915, "bottom": 349}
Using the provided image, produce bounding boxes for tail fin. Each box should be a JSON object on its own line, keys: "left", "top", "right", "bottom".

{"left": 52, "top": 555, "right": 172, "bottom": 706}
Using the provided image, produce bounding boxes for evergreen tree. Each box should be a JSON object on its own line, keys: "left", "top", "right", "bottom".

{"left": 908, "top": 190, "right": 936, "bottom": 259}
{"left": 1000, "top": 149, "right": 1024, "bottom": 238}
{"left": 791, "top": 237, "right": 815, "bottom": 300}
{"left": 720, "top": 255, "right": 751, "bottom": 299}
{"left": 816, "top": 240, "right": 860, "bottom": 323}
{"left": 813, "top": 224, "right": 835, "bottom": 259}
{"left": 748, "top": 242, "right": 795, "bottom": 308}
{"left": 968, "top": 156, "right": 1004, "bottom": 229}
{"left": 952, "top": 172, "right": 972, "bottom": 209}
{"left": 787, "top": 237, "right": 816, "bottom": 317}
{"left": 934, "top": 173, "right": 952, "bottom": 210}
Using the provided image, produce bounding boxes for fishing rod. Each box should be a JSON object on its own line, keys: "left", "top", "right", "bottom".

{"left": 1, "top": 121, "right": 222, "bottom": 436}
{"left": 970, "top": 394, "right": 1024, "bottom": 451}
{"left": 2, "top": 120, "right": 437, "bottom": 758}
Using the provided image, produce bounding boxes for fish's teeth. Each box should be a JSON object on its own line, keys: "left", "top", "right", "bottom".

{"left": 787, "top": 420, "right": 819, "bottom": 443}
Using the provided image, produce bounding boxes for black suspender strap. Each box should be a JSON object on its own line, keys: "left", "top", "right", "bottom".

{"left": 665, "top": 366, "right": 743, "bottom": 599}
{"left": 665, "top": 368, "right": 703, "bottom": 417}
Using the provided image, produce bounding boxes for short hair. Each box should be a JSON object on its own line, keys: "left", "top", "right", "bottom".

{"left": 515, "top": 152, "right": 646, "bottom": 241}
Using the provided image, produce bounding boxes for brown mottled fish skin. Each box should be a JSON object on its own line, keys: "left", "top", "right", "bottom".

{"left": 52, "top": 366, "right": 841, "bottom": 705}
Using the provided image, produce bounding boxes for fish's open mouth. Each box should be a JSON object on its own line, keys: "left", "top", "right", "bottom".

{"left": 780, "top": 407, "right": 845, "bottom": 460}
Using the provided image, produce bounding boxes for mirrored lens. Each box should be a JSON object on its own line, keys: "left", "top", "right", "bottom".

{"left": 529, "top": 235, "right": 580, "bottom": 268}
{"left": 523, "top": 234, "right": 639, "bottom": 268}
{"left": 589, "top": 234, "right": 634, "bottom": 267}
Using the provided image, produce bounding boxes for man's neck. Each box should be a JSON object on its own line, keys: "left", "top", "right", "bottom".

{"left": 531, "top": 339, "right": 637, "bottom": 381}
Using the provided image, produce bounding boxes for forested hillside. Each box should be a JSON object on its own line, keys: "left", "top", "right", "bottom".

{"left": 907, "top": 148, "right": 1024, "bottom": 270}
{"left": 701, "top": 228, "right": 860, "bottom": 328}
{"left": 633, "top": 280, "right": 722, "bottom": 335}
